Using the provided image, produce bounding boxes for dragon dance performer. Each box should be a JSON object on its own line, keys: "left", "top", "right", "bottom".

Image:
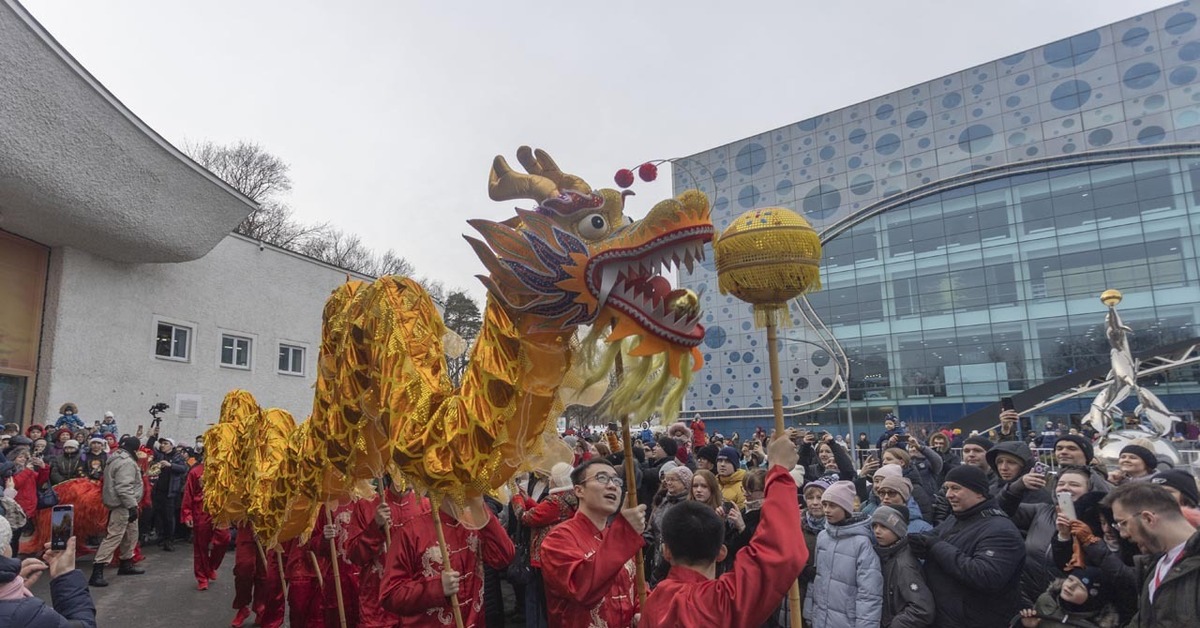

{"left": 379, "top": 495, "right": 513, "bottom": 627}
{"left": 539, "top": 458, "right": 646, "bottom": 628}
{"left": 230, "top": 523, "right": 285, "bottom": 628}
{"left": 344, "top": 481, "right": 429, "bottom": 628}
{"left": 283, "top": 524, "right": 328, "bottom": 628}
{"left": 641, "top": 431, "right": 807, "bottom": 628}
{"left": 180, "top": 458, "right": 230, "bottom": 591}
{"left": 312, "top": 501, "right": 362, "bottom": 628}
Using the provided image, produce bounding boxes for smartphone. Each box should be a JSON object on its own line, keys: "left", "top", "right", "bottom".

{"left": 1000, "top": 397, "right": 1015, "bottom": 412}
{"left": 51, "top": 505, "right": 73, "bottom": 550}
{"left": 1032, "top": 461, "right": 1048, "bottom": 476}
{"left": 1057, "top": 491, "right": 1077, "bottom": 521}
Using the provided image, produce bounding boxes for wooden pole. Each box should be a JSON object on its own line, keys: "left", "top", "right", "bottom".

{"left": 376, "top": 478, "right": 390, "bottom": 553}
{"left": 325, "top": 504, "right": 348, "bottom": 628}
{"left": 431, "top": 500, "right": 466, "bottom": 628}
{"left": 274, "top": 548, "right": 289, "bottom": 599}
{"left": 309, "top": 551, "right": 325, "bottom": 589}
{"left": 766, "top": 317, "right": 803, "bottom": 628}
{"left": 614, "top": 349, "right": 648, "bottom": 606}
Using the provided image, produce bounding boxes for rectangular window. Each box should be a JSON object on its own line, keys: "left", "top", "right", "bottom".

{"left": 220, "top": 334, "right": 252, "bottom": 369}
{"left": 155, "top": 322, "right": 191, "bottom": 361}
{"left": 278, "top": 344, "right": 305, "bottom": 376}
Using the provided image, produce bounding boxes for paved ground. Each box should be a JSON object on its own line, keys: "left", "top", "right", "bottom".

{"left": 29, "top": 545, "right": 244, "bottom": 627}
{"left": 27, "top": 544, "right": 527, "bottom": 627}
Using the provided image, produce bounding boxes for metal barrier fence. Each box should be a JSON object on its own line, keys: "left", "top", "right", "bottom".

{"left": 851, "top": 446, "right": 1200, "bottom": 471}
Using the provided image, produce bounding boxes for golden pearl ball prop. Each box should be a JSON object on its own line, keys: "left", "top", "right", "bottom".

{"left": 713, "top": 207, "right": 822, "bottom": 327}
{"left": 1100, "top": 289, "right": 1123, "bottom": 308}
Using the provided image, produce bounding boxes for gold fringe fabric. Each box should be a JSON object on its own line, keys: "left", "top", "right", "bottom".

{"left": 248, "top": 408, "right": 296, "bottom": 546}
{"left": 204, "top": 390, "right": 263, "bottom": 525}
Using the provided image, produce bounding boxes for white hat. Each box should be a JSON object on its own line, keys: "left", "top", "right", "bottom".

{"left": 103, "top": 411, "right": 114, "bottom": 418}
{"left": 161, "top": 438, "right": 175, "bottom": 447}
{"left": 64, "top": 439, "right": 80, "bottom": 450}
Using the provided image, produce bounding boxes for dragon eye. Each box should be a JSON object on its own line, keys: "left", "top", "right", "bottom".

{"left": 578, "top": 213, "right": 609, "bottom": 239}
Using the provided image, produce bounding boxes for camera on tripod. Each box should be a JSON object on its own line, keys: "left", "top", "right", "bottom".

{"left": 148, "top": 402, "right": 170, "bottom": 428}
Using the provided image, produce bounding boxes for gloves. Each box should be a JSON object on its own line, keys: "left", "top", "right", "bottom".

{"left": 908, "top": 533, "right": 937, "bottom": 559}
{"left": 128, "top": 507, "right": 139, "bottom": 522}
{"left": 1069, "top": 520, "right": 1099, "bottom": 546}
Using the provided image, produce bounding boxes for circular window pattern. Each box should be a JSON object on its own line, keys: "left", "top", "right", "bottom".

{"left": 811, "top": 350, "right": 831, "bottom": 367}
{"left": 796, "top": 377, "right": 809, "bottom": 390}
{"left": 821, "top": 377, "right": 834, "bottom": 389}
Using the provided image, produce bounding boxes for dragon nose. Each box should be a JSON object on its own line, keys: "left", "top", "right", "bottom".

{"left": 667, "top": 289, "right": 699, "bottom": 320}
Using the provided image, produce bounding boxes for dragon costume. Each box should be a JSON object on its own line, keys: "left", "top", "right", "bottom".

{"left": 206, "top": 147, "right": 714, "bottom": 544}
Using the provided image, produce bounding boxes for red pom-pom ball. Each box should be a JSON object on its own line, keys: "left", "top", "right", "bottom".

{"left": 614, "top": 169, "right": 635, "bottom": 188}
{"left": 638, "top": 162, "right": 658, "bottom": 182}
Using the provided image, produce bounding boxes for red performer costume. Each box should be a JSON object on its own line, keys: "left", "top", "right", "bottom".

{"left": 379, "top": 501, "right": 514, "bottom": 627}
{"left": 312, "top": 501, "right": 362, "bottom": 628}
{"left": 180, "top": 462, "right": 230, "bottom": 590}
{"left": 283, "top": 533, "right": 326, "bottom": 628}
{"left": 346, "top": 488, "right": 429, "bottom": 628}
{"left": 231, "top": 522, "right": 285, "bottom": 628}
{"left": 539, "top": 508, "right": 645, "bottom": 628}
{"left": 640, "top": 464, "right": 808, "bottom": 627}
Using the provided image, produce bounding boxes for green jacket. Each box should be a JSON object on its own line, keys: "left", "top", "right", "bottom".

{"left": 1020, "top": 579, "right": 1119, "bottom": 628}
{"left": 1129, "top": 531, "right": 1200, "bottom": 628}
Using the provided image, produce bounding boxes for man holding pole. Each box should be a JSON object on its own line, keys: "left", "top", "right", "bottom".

{"left": 539, "top": 458, "right": 646, "bottom": 628}
{"left": 379, "top": 495, "right": 513, "bottom": 627}
{"left": 346, "top": 483, "right": 429, "bottom": 628}
{"left": 641, "top": 430, "right": 806, "bottom": 627}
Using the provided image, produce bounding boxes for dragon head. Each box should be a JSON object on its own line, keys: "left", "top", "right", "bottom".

{"left": 465, "top": 147, "right": 713, "bottom": 387}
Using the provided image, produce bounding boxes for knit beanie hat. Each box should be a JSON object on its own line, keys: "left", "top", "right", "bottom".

{"left": 63, "top": 439, "right": 80, "bottom": 450}
{"left": 718, "top": 446, "right": 741, "bottom": 467}
{"left": 944, "top": 464, "right": 991, "bottom": 497}
{"left": 802, "top": 477, "right": 831, "bottom": 494}
{"left": 874, "top": 463, "right": 904, "bottom": 482}
{"left": 665, "top": 465, "right": 694, "bottom": 490}
{"left": 877, "top": 475, "right": 913, "bottom": 501}
{"left": 821, "top": 480, "right": 857, "bottom": 515}
{"left": 696, "top": 445, "right": 719, "bottom": 468}
{"left": 963, "top": 435, "right": 994, "bottom": 451}
{"left": 1055, "top": 434, "right": 1094, "bottom": 462}
{"left": 656, "top": 437, "right": 678, "bottom": 459}
{"left": 1120, "top": 444, "right": 1158, "bottom": 471}
{"left": 1151, "top": 469, "right": 1200, "bottom": 506}
{"left": 871, "top": 505, "right": 908, "bottom": 539}
{"left": 1062, "top": 566, "right": 1105, "bottom": 613}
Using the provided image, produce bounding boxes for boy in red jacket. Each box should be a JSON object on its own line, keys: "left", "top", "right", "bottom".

{"left": 641, "top": 430, "right": 807, "bottom": 628}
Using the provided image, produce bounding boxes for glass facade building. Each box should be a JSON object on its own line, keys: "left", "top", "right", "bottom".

{"left": 674, "top": 3, "right": 1200, "bottom": 438}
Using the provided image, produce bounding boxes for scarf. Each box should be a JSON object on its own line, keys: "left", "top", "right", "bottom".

{"left": 0, "top": 575, "right": 33, "bottom": 600}
{"left": 803, "top": 510, "right": 826, "bottom": 533}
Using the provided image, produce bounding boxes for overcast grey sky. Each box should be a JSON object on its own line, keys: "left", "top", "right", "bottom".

{"left": 23, "top": 0, "right": 1171, "bottom": 302}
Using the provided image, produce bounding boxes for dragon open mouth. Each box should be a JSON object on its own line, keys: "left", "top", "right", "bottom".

{"left": 587, "top": 225, "right": 713, "bottom": 347}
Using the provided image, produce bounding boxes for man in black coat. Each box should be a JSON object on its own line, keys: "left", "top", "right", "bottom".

{"left": 150, "top": 438, "right": 189, "bottom": 551}
{"left": 909, "top": 465, "right": 1025, "bottom": 628}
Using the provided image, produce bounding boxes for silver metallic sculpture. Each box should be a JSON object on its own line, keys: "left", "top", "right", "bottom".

{"left": 1082, "top": 289, "right": 1178, "bottom": 437}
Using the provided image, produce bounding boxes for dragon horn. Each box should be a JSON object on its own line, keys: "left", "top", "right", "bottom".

{"left": 517, "top": 146, "right": 592, "bottom": 195}
{"left": 489, "top": 154, "right": 558, "bottom": 203}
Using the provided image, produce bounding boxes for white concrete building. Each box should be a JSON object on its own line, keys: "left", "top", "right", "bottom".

{"left": 0, "top": 0, "right": 368, "bottom": 440}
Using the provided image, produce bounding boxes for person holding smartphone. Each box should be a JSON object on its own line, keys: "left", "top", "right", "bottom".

{"left": 0, "top": 519, "right": 97, "bottom": 627}
{"left": 1000, "top": 465, "right": 1108, "bottom": 608}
